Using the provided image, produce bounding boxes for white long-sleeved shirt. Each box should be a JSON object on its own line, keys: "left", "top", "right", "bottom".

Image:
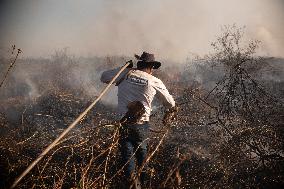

{"left": 100, "top": 67, "right": 175, "bottom": 121}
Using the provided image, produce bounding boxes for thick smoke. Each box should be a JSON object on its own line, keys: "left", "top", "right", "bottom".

{"left": 0, "top": 0, "right": 284, "bottom": 123}
{"left": 0, "top": 50, "right": 123, "bottom": 124}
{"left": 0, "top": 52, "right": 120, "bottom": 102}
{"left": 0, "top": 0, "right": 283, "bottom": 61}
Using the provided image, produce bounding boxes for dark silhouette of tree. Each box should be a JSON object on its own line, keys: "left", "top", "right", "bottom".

{"left": 204, "top": 25, "right": 284, "bottom": 188}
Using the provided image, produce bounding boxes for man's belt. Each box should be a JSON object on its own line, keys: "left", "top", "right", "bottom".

{"left": 136, "top": 120, "right": 148, "bottom": 125}
{"left": 120, "top": 101, "right": 146, "bottom": 125}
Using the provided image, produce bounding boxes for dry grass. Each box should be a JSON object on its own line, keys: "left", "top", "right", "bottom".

{"left": 1, "top": 28, "right": 284, "bottom": 188}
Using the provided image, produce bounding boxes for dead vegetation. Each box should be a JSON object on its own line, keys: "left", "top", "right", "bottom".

{"left": 0, "top": 26, "right": 283, "bottom": 188}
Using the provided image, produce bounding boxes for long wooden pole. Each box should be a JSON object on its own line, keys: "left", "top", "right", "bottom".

{"left": 11, "top": 62, "right": 131, "bottom": 189}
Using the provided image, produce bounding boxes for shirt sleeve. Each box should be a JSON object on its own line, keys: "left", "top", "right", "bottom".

{"left": 100, "top": 67, "right": 130, "bottom": 84}
{"left": 152, "top": 79, "right": 175, "bottom": 108}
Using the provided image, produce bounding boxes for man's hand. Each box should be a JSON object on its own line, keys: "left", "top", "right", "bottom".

{"left": 126, "top": 60, "right": 133, "bottom": 68}
{"left": 162, "top": 106, "right": 178, "bottom": 126}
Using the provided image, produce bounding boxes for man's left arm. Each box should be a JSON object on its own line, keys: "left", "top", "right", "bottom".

{"left": 100, "top": 67, "right": 130, "bottom": 84}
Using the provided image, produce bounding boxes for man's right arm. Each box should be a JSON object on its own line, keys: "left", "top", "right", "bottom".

{"left": 152, "top": 79, "right": 178, "bottom": 125}
{"left": 152, "top": 79, "right": 175, "bottom": 108}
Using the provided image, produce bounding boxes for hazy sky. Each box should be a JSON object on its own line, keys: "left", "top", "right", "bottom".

{"left": 1, "top": 0, "right": 284, "bottom": 61}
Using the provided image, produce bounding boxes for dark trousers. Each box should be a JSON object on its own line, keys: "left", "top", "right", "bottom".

{"left": 119, "top": 122, "right": 149, "bottom": 183}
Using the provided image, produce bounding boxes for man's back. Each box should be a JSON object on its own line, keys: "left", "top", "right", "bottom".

{"left": 101, "top": 68, "right": 175, "bottom": 121}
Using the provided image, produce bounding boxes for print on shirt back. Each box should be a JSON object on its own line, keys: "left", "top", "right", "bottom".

{"left": 127, "top": 75, "right": 148, "bottom": 86}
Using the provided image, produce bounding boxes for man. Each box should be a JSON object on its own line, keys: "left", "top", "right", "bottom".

{"left": 100, "top": 52, "right": 176, "bottom": 188}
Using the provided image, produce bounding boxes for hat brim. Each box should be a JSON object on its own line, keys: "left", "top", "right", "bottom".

{"left": 149, "top": 61, "right": 161, "bottom": 69}
{"left": 137, "top": 60, "right": 161, "bottom": 69}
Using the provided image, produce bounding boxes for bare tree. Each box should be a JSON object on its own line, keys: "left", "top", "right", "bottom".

{"left": 203, "top": 25, "right": 284, "bottom": 188}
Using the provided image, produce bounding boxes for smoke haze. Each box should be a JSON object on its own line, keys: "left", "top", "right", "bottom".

{"left": 0, "top": 0, "right": 284, "bottom": 114}
{"left": 0, "top": 0, "right": 284, "bottom": 61}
